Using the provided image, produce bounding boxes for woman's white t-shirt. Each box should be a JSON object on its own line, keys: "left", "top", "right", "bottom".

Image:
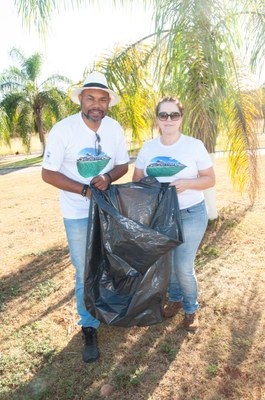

{"left": 135, "top": 134, "right": 213, "bottom": 210}
{"left": 42, "top": 113, "right": 129, "bottom": 219}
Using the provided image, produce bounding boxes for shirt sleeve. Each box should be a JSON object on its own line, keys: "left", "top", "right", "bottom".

{"left": 113, "top": 125, "right": 130, "bottom": 165}
{"left": 196, "top": 140, "right": 213, "bottom": 170}
{"left": 134, "top": 144, "right": 146, "bottom": 170}
{"left": 42, "top": 124, "right": 66, "bottom": 171}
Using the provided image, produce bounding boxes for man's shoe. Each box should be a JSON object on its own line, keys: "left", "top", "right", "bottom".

{"left": 163, "top": 301, "right": 182, "bottom": 318}
{"left": 183, "top": 312, "right": 199, "bottom": 331}
{"left": 82, "top": 327, "right": 100, "bottom": 363}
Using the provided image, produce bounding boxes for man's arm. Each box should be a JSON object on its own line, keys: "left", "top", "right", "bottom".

{"left": 42, "top": 162, "right": 129, "bottom": 197}
{"left": 42, "top": 168, "right": 92, "bottom": 197}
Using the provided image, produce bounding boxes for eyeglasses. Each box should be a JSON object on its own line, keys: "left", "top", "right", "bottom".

{"left": 157, "top": 112, "right": 181, "bottom": 121}
{"left": 95, "top": 133, "right": 102, "bottom": 156}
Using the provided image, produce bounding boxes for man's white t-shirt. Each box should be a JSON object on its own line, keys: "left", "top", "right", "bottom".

{"left": 42, "top": 113, "right": 129, "bottom": 219}
{"left": 135, "top": 134, "right": 213, "bottom": 210}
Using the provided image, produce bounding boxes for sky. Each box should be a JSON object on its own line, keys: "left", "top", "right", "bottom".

{"left": 0, "top": 1, "right": 264, "bottom": 87}
{"left": 0, "top": 0, "right": 154, "bottom": 84}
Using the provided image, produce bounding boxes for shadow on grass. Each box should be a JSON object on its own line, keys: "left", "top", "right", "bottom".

{"left": 0, "top": 156, "right": 42, "bottom": 175}
{"left": 0, "top": 247, "right": 71, "bottom": 315}
{"left": 196, "top": 202, "right": 252, "bottom": 269}
{"left": 0, "top": 246, "right": 76, "bottom": 343}
{"left": 175, "top": 274, "right": 265, "bottom": 400}
{"left": 6, "top": 319, "right": 188, "bottom": 400}
{"left": 1, "top": 245, "right": 188, "bottom": 400}
{"left": 217, "top": 275, "right": 264, "bottom": 399}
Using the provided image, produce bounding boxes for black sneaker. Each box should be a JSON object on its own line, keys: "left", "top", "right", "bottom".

{"left": 82, "top": 327, "right": 100, "bottom": 363}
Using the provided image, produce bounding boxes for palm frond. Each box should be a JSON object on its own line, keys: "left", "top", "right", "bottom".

{"left": 41, "top": 74, "right": 72, "bottom": 89}
{"left": 16, "top": 102, "right": 34, "bottom": 151}
{"left": 87, "top": 42, "right": 158, "bottom": 144}
{"left": 9, "top": 47, "right": 26, "bottom": 65}
{"left": 1, "top": 92, "right": 25, "bottom": 120}
{"left": 0, "top": 107, "right": 10, "bottom": 145}
{"left": 225, "top": 78, "right": 260, "bottom": 201}
{"left": 14, "top": 0, "right": 91, "bottom": 35}
{"left": 238, "top": 0, "right": 265, "bottom": 72}
{"left": 0, "top": 67, "right": 27, "bottom": 94}
{"left": 23, "top": 53, "right": 43, "bottom": 81}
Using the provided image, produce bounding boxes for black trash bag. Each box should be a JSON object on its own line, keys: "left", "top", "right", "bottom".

{"left": 84, "top": 177, "right": 184, "bottom": 327}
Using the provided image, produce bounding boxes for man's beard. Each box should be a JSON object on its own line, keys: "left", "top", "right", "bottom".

{"left": 82, "top": 109, "right": 106, "bottom": 123}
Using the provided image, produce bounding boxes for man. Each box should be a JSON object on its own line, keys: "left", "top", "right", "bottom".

{"left": 42, "top": 71, "right": 129, "bottom": 363}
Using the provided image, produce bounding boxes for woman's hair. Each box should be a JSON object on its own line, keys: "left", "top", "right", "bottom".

{"left": 155, "top": 96, "right": 184, "bottom": 116}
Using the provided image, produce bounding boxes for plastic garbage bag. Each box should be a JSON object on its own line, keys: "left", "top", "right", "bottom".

{"left": 84, "top": 177, "right": 184, "bottom": 327}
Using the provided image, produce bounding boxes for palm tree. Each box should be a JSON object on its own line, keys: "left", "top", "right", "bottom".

{"left": 0, "top": 48, "right": 72, "bottom": 155}
{"left": 0, "top": 107, "right": 10, "bottom": 145}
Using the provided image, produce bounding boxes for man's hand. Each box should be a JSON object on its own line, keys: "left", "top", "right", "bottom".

{"left": 90, "top": 164, "right": 128, "bottom": 191}
{"left": 90, "top": 174, "right": 110, "bottom": 191}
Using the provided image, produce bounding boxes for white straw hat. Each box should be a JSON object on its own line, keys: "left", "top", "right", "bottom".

{"left": 70, "top": 71, "right": 120, "bottom": 107}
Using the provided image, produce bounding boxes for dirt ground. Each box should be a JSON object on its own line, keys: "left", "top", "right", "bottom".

{"left": 0, "top": 157, "right": 265, "bottom": 399}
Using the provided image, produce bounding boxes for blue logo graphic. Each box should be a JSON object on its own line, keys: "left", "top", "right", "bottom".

{"left": 146, "top": 156, "right": 186, "bottom": 177}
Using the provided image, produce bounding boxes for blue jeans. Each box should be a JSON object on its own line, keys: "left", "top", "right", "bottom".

{"left": 63, "top": 218, "right": 100, "bottom": 329}
{"left": 168, "top": 201, "right": 208, "bottom": 314}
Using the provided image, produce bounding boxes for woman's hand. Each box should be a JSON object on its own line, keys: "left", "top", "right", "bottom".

{"left": 169, "top": 167, "right": 215, "bottom": 192}
{"left": 132, "top": 167, "right": 145, "bottom": 182}
{"left": 169, "top": 179, "right": 190, "bottom": 193}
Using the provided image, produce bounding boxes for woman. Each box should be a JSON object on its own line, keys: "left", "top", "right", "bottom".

{"left": 132, "top": 96, "right": 215, "bottom": 331}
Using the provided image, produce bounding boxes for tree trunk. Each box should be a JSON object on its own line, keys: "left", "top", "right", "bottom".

{"left": 39, "top": 132, "right": 46, "bottom": 156}
{"left": 34, "top": 108, "right": 46, "bottom": 156}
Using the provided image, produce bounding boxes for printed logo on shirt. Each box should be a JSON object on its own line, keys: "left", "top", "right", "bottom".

{"left": 77, "top": 147, "right": 110, "bottom": 178}
{"left": 146, "top": 156, "right": 186, "bottom": 177}
{"left": 44, "top": 151, "right": 51, "bottom": 162}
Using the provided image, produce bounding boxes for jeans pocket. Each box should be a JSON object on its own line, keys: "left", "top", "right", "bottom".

{"left": 186, "top": 201, "right": 205, "bottom": 214}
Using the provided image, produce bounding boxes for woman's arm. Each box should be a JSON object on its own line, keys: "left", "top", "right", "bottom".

{"left": 132, "top": 167, "right": 145, "bottom": 182}
{"left": 169, "top": 167, "right": 215, "bottom": 193}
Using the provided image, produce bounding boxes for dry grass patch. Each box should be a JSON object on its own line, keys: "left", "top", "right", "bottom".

{"left": 0, "top": 158, "right": 264, "bottom": 400}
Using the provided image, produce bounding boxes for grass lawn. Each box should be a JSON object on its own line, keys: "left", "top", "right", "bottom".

{"left": 0, "top": 156, "right": 264, "bottom": 400}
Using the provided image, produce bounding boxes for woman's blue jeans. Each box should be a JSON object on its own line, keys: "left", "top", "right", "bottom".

{"left": 63, "top": 218, "right": 100, "bottom": 329}
{"left": 168, "top": 201, "right": 208, "bottom": 314}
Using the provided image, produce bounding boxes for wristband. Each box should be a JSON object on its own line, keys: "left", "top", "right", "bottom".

{"left": 81, "top": 184, "right": 89, "bottom": 197}
{"left": 104, "top": 172, "right": 112, "bottom": 183}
